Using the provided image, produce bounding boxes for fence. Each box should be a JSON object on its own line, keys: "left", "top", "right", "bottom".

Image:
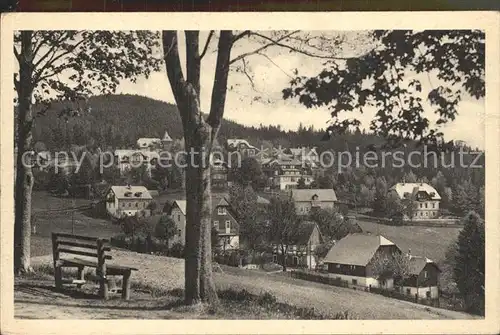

{"left": 291, "top": 270, "right": 440, "bottom": 308}
{"left": 290, "top": 270, "right": 349, "bottom": 288}
{"left": 369, "top": 286, "right": 440, "bottom": 307}
{"left": 356, "top": 214, "right": 461, "bottom": 228}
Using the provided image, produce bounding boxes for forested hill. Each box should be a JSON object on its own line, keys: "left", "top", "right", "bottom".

{"left": 30, "top": 93, "right": 479, "bottom": 159}
{"left": 29, "top": 93, "right": 384, "bottom": 152}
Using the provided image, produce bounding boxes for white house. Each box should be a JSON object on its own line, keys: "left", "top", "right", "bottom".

{"left": 105, "top": 185, "right": 153, "bottom": 218}
{"left": 389, "top": 182, "right": 441, "bottom": 220}
{"left": 291, "top": 189, "right": 337, "bottom": 215}
{"left": 137, "top": 137, "right": 163, "bottom": 151}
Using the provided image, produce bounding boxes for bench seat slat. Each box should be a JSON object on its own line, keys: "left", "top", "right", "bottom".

{"left": 53, "top": 232, "right": 110, "bottom": 243}
{"left": 60, "top": 258, "right": 138, "bottom": 272}
{"left": 58, "top": 248, "right": 112, "bottom": 260}
{"left": 57, "top": 240, "right": 111, "bottom": 252}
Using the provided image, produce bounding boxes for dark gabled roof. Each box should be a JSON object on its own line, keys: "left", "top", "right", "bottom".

{"left": 324, "top": 233, "right": 396, "bottom": 266}
{"left": 408, "top": 256, "right": 441, "bottom": 275}
{"left": 291, "top": 221, "right": 322, "bottom": 246}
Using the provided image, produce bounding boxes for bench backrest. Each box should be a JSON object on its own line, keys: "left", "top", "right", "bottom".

{"left": 52, "top": 233, "right": 112, "bottom": 265}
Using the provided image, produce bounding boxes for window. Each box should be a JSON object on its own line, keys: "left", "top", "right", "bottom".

{"left": 336, "top": 264, "right": 340, "bottom": 269}
{"left": 273, "top": 255, "right": 277, "bottom": 263}
{"left": 352, "top": 279, "right": 357, "bottom": 285}
{"left": 426, "top": 291, "right": 431, "bottom": 299}
{"left": 214, "top": 220, "right": 219, "bottom": 228}
{"left": 419, "top": 203, "right": 423, "bottom": 208}
{"left": 135, "top": 202, "right": 138, "bottom": 207}
{"left": 425, "top": 203, "right": 428, "bottom": 208}
{"left": 177, "top": 214, "right": 181, "bottom": 221}
{"left": 128, "top": 203, "right": 131, "bottom": 208}
{"left": 406, "top": 288, "right": 411, "bottom": 295}
{"left": 121, "top": 202, "right": 125, "bottom": 208}
{"left": 177, "top": 229, "right": 181, "bottom": 236}
{"left": 225, "top": 220, "right": 231, "bottom": 229}
{"left": 432, "top": 203, "right": 435, "bottom": 209}
{"left": 218, "top": 207, "right": 226, "bottom": 215}
{"left": 424, "top": 271, "right": 428, "bottom": 278}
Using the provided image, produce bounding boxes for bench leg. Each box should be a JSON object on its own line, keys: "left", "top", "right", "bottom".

{"left": 54, "top": 266, "right": 63, "bottom": 290}
{"left": 77, "top": 266, "right": 85, "bottom": 281}
{"left": 99, "top": 275, "right": 109, "bottom": 300}
{"left": 121, "top": 270, "right": 132, "bottom": 300}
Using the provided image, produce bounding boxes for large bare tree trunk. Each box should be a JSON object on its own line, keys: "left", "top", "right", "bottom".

{"left": 163, "top": 30, "right": 232, "bottom": 305}
{"left": 14, "top": 31, "right": 34, "bottom": 274}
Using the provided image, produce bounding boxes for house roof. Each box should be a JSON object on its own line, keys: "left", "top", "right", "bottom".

{"left": 110, "top": 185, "right": 152, "bottom": 200}
{"left": 292, "top": 221, "right": 322, "bottom": 245}
{"left": 324, "top": 233, "right": 396, "bottom": 266}
{"left": 171, "top": 200, "right": 187, "bottom": 216}
{"left": 290, "top": 147, "right": 318, "bottom": 156}
{"left": 162, "top": 130, "right": 173, "bottom": 142}
{"left": 137, "top": 138, "right": 162, "bottom": 147}
{"left": 408, "top": 256, "right": 441, "bottom": 275}
{"left": 291, "top": 189, "right": 338, "bottom": 202}
{"left": 227, "top": 139, "right": 258, "bottom": 150}
{"left": 114, "top": 149, "right": 143, "bottom": 158}
{"left": 390, "top": 183, "right": 441, "bottom": 200}
{"left": 257, "top": 196, "right": 270, "bottom": 205}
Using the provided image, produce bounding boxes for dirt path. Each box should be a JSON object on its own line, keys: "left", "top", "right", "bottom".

{"left": 24, "top": 251, "right": 478, "bottom": 320}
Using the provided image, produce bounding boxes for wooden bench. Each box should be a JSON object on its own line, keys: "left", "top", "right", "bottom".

{"left": 51, "top": 232, "right": 138, "bottom": 300}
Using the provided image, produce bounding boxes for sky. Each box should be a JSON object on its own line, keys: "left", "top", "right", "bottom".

{"left": 82, "top": 31, "right": 488, "bottom": 149}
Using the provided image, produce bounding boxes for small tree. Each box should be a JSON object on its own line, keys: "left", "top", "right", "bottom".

{"left": 147, "top": 201, "right": 158, "bottom": 214}
{"left": 155, "top": 215, "right": 178, "bottom": 251}
{"left": 119, "top": 215, "right": 143, "bottom": 238}
{"left": 296, "top": 177, "right": 307, "bottom": 189}
{"left": 229, "top": 183, "right": 266, "bottom": 253}
{"left": 453, "top": 211, "right": 485, "bottom": 315}
{"left": 211, "top": 226, "right": 220, "bottom": 256}
{"left": 370, "top": 251, "right": 411, "bottom": 286}
{"left": 267, "top": 197, "right": 301, "bottom": 271}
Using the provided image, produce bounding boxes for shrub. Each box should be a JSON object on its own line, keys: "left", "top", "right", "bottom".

{"left": 169, "top": 242, "right": 185, "bottom": 258}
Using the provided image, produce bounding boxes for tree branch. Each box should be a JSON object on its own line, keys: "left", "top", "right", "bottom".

{"left": 233, "top": 30, "right": 251, "bottom": 43}
{"left": 185, "top": 31, "right": 201, "bottom": 99}
{"left": 246, "top": 31, "right": 351, "bottom": 61}
{"left": 206, "top": 30, "right": 233, "bottom": 135}
{"left": 200, "top": 30, "right": 214, "bottom": 60}
{"left": 229, "top": 30, "right": 300, "bottom": 65}
{"left": 14, "top": 45, "right": 20, "bottom": 62}
{"left": 33, "top": 32, "right": 69, "bottom": 70}
{"left": 34, "top": 38, "right": 86, "bottom": 85}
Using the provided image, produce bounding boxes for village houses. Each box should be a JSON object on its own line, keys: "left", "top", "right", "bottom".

{"left": 227, "top": 139, "right": 259, "bottom": 159}
{"left": 105, "top": 185, "right": 153, "bottom": 218}
{"left": 290, "top": 189, "right": 337, "bottom": 215}
{"left": 389, "top": 182, "right": 441, "bottom": 220}
{"left": 261, "top": 156, "right": 314, "bottom": 190}
{"left": 273, "top": 221, "right": 323, "bottom": 270}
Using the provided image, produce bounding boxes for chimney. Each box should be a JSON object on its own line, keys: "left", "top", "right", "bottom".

{"left": 126, "top": 184, "right": 131, "bottom": 189}
{"left": 407, "top": 249, "right": 412, "bottom": 258}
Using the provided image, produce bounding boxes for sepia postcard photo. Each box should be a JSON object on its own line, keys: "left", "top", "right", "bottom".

{"left": 1, "top": 11, "right": 499, "bottom": 335}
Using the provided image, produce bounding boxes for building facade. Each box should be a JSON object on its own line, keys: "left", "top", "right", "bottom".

{"left": 168, "top": 200, "right": 187, "bottom": 246}
{"left": 290, "top": 189, "right": 337, "bottom": 215}
{"left": 272, "top": 221, "right": 324, "bottom": 270}
{"left": 105, "top": 185, "right": 153, "bottom": 218}
{"left": 212, "top": 197, "right": 239, "bottom": 250}
{"left": 389, "top": 182, "right": 441, "bottom": 220}
{"left": 324, "top": 234, "right": 401, "bottom": 289}
{"left": 262, "top": 157, "right": 314, "bottom": 190}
